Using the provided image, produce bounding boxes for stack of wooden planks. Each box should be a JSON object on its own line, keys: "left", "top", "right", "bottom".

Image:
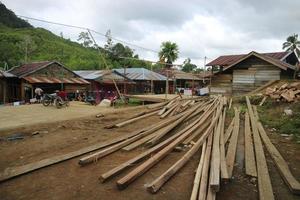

{"left": 265, "top": 82, "right": 300, "bottom": 102}
{"left": 245, "top": 96, "right": 300, "bottom": 199}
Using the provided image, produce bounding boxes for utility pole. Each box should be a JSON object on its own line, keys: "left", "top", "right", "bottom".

{"left": 151, "top": 65, "right": 154, "bottom": 94}
{"left": 165, "top": 69, "right": 169, "bottom": 100}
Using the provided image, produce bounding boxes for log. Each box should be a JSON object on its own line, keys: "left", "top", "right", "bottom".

{"left": 226, "top": 107, "right": 240, "bottom": 178}
{"left": 190, "top": 141, "right": 207, "bottom": 200}
{"left": 246, "top": 96, "right": 274, "bottom": 200}
{"left": 244, "top": 111, "right": 257, "bottom": 177}
{"left": 256, "top": 117, "right": 300, "bottom": 194}
{"left": 220, "top": 107, "right": 229, "bottom": 179}
{"left": 147, "top": 107, "right": 222, "bottom": 193}
{"left": 198, "top": 134, "right": 213, "bottom": 200}
{"left": 116, "top": 101, "right": 219, "bottom": 189}
{"left": 224, "top": 118, "right": 234, "bottom": 143}
{"left": 0, "top": 128, "right": 146, "bottom": 182}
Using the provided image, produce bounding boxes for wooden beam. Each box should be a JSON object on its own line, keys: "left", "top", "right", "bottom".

{"left": 209, "top": 106, "right": 222, "bottom": 191}
{"left": 116, "top": 101, "right": 219, "bottom": 189}
{"left": 246, "top": 96, "right": 274, "bottom": 200}
{"left": 226, "top": 107, "right": 240, "bottom": 178}
{"left": 220, "top": 107, "right": 229, "bottom": 180}
{"left": 122, "top": 132, "right": 157, "bottom": 151}
{"left": 182, "top": 119, "right": 211, "bottom": 145}
{"left": 147, "top": 107, "right": 222, "bottom": 193}
{"left": 228, "top": 98, "right": 232, "bottom": 109}
{"left": 224, "top": 118, "right": 234, "bottom": 143}
{"left": 190, "top": 141, "right": 207, "bottom": 200}
{"left": 0, "top": 128, "right": 146, "bottom": 182}
{"left": 259, "top": 96, "right": 267, "bottom": 106}
{"left": 114, "top": 110, "right": 158, "bottom": 128}
{"left": 244, "top": 111, "right": 257, "bottom": 177}
{"left": 198, "top": 133, "right": 213, "bottom": 200}
{"left": 256, "top": 116, "right": 300, "bottom": 194}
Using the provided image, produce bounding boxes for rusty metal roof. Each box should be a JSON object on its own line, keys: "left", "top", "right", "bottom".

{"left": 206, "top": 51, "right": 289, "bottom": 66}
{"left": 23, "top": 76, "right": 90, "bottom": 84}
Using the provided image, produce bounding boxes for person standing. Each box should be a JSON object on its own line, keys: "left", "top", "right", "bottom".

{"left": 35, "top": 87, "right": 43, "bottom": 103}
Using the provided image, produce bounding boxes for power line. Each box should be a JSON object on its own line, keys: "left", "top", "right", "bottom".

{"left": 17, "top": 15, "right": 209, "bottom": 65}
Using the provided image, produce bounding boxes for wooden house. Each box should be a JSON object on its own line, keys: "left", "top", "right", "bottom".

{"left": 206, "top": 51, "right": 298, "bottom": 95}
{"left": 74, "top": 70, "right": 134, "bottom": 102}
{"left": 114, "top": 68, "right": 167, "bottom": 94}
{"left": 7, "top": 61, "right": 89, "bottom": 102}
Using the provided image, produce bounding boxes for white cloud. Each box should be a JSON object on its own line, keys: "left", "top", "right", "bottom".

{"left": 2, "top": 0, "right": 300, "bottom": 68}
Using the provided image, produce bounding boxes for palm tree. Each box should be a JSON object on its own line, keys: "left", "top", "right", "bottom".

{"left": 283, "top": 34, "right": 300, "bottom": 78}
{"left": 158, "top": 41, "right": 179, "bottom": 68}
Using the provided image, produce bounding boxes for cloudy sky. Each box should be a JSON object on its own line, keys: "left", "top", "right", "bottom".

{"left": 2, "top": 0, "right": 300, "bottom": 67}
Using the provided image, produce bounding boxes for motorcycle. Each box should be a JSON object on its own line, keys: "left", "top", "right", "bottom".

{"left": 55, "top": 96, "right": 69, "bottom": 109}
{"left": 42, "top": 93, "right": 56, "bottom": 106}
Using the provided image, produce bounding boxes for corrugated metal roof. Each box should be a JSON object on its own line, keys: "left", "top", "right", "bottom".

{"left": 222, "top": 51, "right": 295, "bottom": 71}
{"left": 23, "top": 76, "right": 90, "bottom": 84}
{"left": 74, "top": 70, "right": 127, "bottom": 82}
{"left": 0, "top": 70, "right": 16, "bottom": 78}
{"left": 114, "top": 68, "right": 166, "bottom": 81}
{"left": 8, "top": 61, "right": 53, "bottom": 77}
{"left": 206, "top": 51, "right": 289, "bottom": 66}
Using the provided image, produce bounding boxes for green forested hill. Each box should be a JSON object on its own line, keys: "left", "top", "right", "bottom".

{"left": 0, "top": 3, "right": 150, "bottom": 70}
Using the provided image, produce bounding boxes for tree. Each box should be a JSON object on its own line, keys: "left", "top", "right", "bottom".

{"left": 182, "top": 58, "right": 197, "bottom": 72}
{"left": 283, "top": 33, "right": 300, "bottom": 78}
{"left": 19, "top": 35, "right": 37, "bottom": 63}
{"left": 77, "top": 32, "right": 93, "bottom": 48}
{"left": 158, "top": 41, "right": 179, "bottom": 68}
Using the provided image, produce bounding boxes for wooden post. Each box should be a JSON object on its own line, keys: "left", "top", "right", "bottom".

{"left": 165, "top": 70, "right": 169, "bottom": 99}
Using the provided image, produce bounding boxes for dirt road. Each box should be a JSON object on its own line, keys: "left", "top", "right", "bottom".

{"left": 0, "top": 104, "right": 299, "bottom": 200}
{"left": 0, "top": 102, "right": 142, "bottom": 132}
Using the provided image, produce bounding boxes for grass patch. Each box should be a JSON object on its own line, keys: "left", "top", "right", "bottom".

{"left": 114, "top": 98, "right": 143, "bottom": 108}
{"left": 257, "top": 101, "right": 300, "bottom": 137}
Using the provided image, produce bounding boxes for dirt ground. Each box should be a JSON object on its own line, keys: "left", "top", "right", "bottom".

{"left": 0, "top": 104, "right": 300, "bottom": 200}
{"left": 0, "top": 101, "right": 142, "bottom": 132}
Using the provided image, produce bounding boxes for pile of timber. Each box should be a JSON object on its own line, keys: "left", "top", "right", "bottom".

{"left": 79, "top": 95, "right": 248, "bottom": 199}
{"left": 245, "top": 96, "right": 300, "bottom": 199}
{"left": 265, "top": 82, "right": 300, "bottom": 102}
{"left": 1, "top": 94, "right": 300, "bottom": 200}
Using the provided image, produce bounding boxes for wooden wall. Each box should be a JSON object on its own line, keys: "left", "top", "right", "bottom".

{"left": 211, "top": 55, "right": 283, "bottom": 95}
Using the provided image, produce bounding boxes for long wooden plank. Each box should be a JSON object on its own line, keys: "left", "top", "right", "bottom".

{"left": 115, "top": 110, "right": 158, "bottom": 127}
{"left": 0, "top": 128, "right": 147, "bottom": 182}
{"left": 182, "top": 119, "right": 211, "bottom": 145}
{"left": 246, "top": 96, "right": 274, "bottom": 200}
{"left": 116, "top": 101, "right": 219, "bottom": 189}
{"left": 190, "top": 141, "right": 207, "bottom": 200}
{"left": 99, "top": 103, "right": 207, "bottom": 182}
{"left": 220, "top": 107, "right": 229, "bottom": 179}
{"left": 147, "top": 104, "right": 206, "bottom": 146}
{"left": 224, "top": 118, "right": 234, "bottom": 143}
{"left": 147, "top": 108, "right": 222, "bottom": 193}
{"left": 244, "top": 111, "right": 257, "bottom": 177}
{"left": 228, "top": 98, "right": 232, "bottom": 109}
{"left": 210, "top": 106, "right": 222, "bottom": 191}
{"left": 122, "top": 132, "right": 157, "bottom": 151}
{"left": 198, "top": 134, "right": 213, "bottom": 200}
{"left": 259, "top": 96, "right": 267, "bottom": 106}
{"left": 256, "top": 117, "right": 300, "bottom": 194}
{"left": 225, "top": 107, "right": 240, "bottom": 178}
